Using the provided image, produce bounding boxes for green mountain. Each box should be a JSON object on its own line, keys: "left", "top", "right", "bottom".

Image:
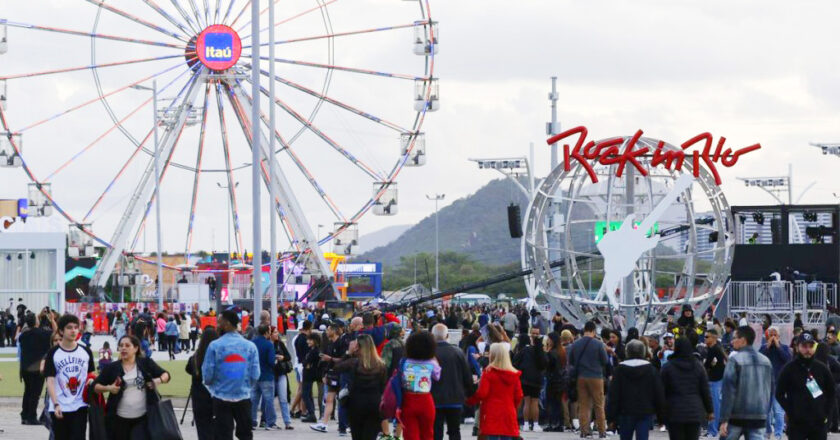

{"left": 355, "top": 178, "right": 531, "bottom": 266}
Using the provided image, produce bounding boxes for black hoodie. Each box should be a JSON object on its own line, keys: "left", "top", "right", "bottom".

{"left": 776, "top": 355, "right": 836, "bottom": 426}
{"left": 606, "top": 359, "right": 666, "bottom": 423}
{"left": 660, "top": 338, "right": 713, "bottom": 423}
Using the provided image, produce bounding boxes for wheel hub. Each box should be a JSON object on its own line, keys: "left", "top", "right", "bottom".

{"left": 185, "top": 24, "right": 242, "bottom": 71}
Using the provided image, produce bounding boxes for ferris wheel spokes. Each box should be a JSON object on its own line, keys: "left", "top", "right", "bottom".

{"left": 228, "top": 0, "right": 252, "bottom": 28}
{"left": 242, "top": 21, "right": 429, "bottom": 49}
{"left": 244, "top": 55, "right": 423, "bottom": 82}
{"left": 0, "top": 54, "right": 184, "bottom": 81}
{"left": 184, "top": 0, "right": 206, "bottom": 30}
{"left": 184, "top": 83, "right": 212, "bottom": 261}
{"left": 254, "top": 66, "right": 410, "bottom": 133}
{"left": 168, "top": 0, "right": 202, "bottom": 34}
{"left": 244, "top": 77, "right": 384, "bottom": 181}
{"left": 214, "top": 81, "right": 245, "bottom": 256}
{"left": 83, "top": 127, "right": 156, "bottom": 222}
{"left": 91, "top": 69, "right": 209, "bottom": 291}
{"left": 16, "top": 62, "right": 185, "bottom": 134}
{"left": 139, "top": 0, "right": 195, "bottom": 37}
{"left": 227, "top": 81, "right": 334, "bottom": 283}
{"left": 238, "top": 85, "right": 347, "bottom": 222}
{"left": 0, "top": 19, "right": 186, "bottom": 49}
{"left": 242, "top": 0, "right": 340, "bottom": 42}
{"left": 83, "top": 0, "right": 188, "bottom": 42}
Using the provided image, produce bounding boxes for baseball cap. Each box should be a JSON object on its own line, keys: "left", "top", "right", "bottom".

{"left": 797, "top": 332, "right": 816, "bottom": 345}
{"left": 663, "top": 332, "right": 674, "bottom": 339}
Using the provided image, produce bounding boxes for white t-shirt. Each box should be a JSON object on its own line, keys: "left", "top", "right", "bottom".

{"left": 117, "top": 365, "right": 147, "bottom": 419}
{"left": 44, "top": 344, "right": 95, "bottom": 413}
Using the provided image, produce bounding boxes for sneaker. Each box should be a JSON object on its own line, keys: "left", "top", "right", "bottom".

{"left": 285, "top": 425, "right": 294, "bottom": 430}
{"left": 310, "top": 423, "right": 328, "bottom": 433}
{"left": 339, "top": 431, "right": 348, "bottom": 437}
{"left": 301, "top": 416, "right": 317, "bottom": 423}
{"left": 533, "top": 423, "right": 543, "bottom": 432}
{"left": 464, "top": 417, "right": 475, "bottom": 424}
{"left": 660, "top": 426, "right": 667, "bottom": 432}
{"left": 267, "top": 424, "right": 282, "bottom": 431}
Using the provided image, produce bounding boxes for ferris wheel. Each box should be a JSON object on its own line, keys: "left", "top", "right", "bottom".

{"left": 0, "top": 0, "right": 438, "bottom": 293}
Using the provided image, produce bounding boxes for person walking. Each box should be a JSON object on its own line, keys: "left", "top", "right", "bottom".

{"left": 165, "top": 315, "right": 179, "bottom": 360}
{"left": 271, "top": 327, "right": 294, "bottom": 430}
{"left": 44, "top": 314, "right": 96, "bottom": 440}
{"left": 465, "top": 342, "right": 523, "bottom": 440}
{"left": 179, "top": 313, "right": 191, "bottom": 353}
{"left": 703, "top": 329, "right": 727, "bottom": 438}
{"left": 776, "top": 332, "right": 836, "bottom": 440}
{"left": 18, "top": 312, "right": 51, "bottom": 425}
{"left": 544, "top": 332, "right": 568, "bottom": 432}
{"left": 334, "top": 334, "right": 387, "bottom": 440}
{"left": 290, "top": 320, "right": 312, "bottom": 419}
{"left": 430, "top": 323, "right": 475, "bottom": 440}
{"left": 400, "top": 330, "right": 441, "bottom": 440}
{"left": 93, "top": 335, "right": 171, "bottom": 439}
{"left": 250, "top": 324, "right": 277, "bottom": 430}
{"left": 186, "top": 326, "right": 219, "bottom": 440}
{"left": 660, "top": 337, "right": 714, "bottom": 440}
{"left": 568, "top": 320, "right": 609, "bottom": 438}
{"left": 202, "top": 310, "right": 261, "bottom": 440}
{"left": 606, "top": 339, "right": 665, "bottom": 440}
{"left": 719, "top": 326, "right": 774, "bottom": 440}
{"left": 513, "top": 326, "right": 547, "bottom": 432}
{"left": 155, "top": 313, "right": 166, "bottom": 352}
{"left": 300, "top": 332, "right": 322, "bottom": 424}
{"left": 759, "top": 325, "right": 791, "bottom": 440}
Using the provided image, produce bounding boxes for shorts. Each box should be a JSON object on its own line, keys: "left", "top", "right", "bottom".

{"left": 522, "top": 384, "right": 540, "bottom": 398}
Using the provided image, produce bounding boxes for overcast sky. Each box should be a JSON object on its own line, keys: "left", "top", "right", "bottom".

{"left": 2, "top": 0, "right": 840, "bottom": 257}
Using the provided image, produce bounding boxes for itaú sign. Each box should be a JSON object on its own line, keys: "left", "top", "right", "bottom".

{"left": 196, "top": 25, "right": 242, "bottom": 71}
{"left": 546, "top": 126, "right": 761, "bottom": 185}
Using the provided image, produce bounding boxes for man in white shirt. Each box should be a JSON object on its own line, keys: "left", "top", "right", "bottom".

{"left": 44, "top": 314, "right": 95, "bottom": 440}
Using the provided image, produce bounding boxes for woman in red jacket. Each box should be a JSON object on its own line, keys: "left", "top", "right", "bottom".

{"left": 466, "top": 342, "right": 523, "bottom": 439}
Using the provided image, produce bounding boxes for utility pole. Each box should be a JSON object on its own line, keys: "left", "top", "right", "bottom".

{"left": 217, "top": 181, "right": 237, "bottom": 313}
{"left": 268, "top": 0, "right": 278, "bottom": 325}
{"left": 547, "top": 77, "right": 559, "bottom": 170}
{"left": 251, "top": 0, "right": 262, "bottom": 320}
{"left": 426, "top": 194, "right": 445, "bottom": 291}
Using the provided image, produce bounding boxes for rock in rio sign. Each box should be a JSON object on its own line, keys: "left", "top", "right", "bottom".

{"left": 195, "top": 25, "right": 242, "bottom": 71}
{"left": 546, "top": 126, "right": 762, "bottom": 185}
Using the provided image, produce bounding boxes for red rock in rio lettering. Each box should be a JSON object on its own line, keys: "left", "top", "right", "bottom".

{"left": 546, "top": 126, "right": 761, "bottom": 185}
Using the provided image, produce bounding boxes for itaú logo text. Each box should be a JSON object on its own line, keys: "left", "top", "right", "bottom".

{"left": 204, "top": 33, "right": 234, "bottom": 61}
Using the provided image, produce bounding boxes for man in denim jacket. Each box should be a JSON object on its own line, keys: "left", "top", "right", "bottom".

{"left": 720, "top": 326, "right": 774, "bottom": 440}
{"left": 203, "top": 309, "right": 261, "bottom": 440}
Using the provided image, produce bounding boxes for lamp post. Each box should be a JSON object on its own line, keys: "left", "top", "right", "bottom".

{"left": 217, "top": 181, "right": 238, "bottom": 312}
{"left": 130, "top": 82, "right": 163, "bottom": 309}
{"left": 426, "top": 194, "right": 444, "bottom": 291}
{"left": 251, "top": 0, "right": 263, "bottom": 320}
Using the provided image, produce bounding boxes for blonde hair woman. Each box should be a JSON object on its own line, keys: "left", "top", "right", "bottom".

{"left": 466, "top": 343, "right": 523, "bottom": 439}
{"left": 334, "top": 334, "right": 387, "bottom": 440}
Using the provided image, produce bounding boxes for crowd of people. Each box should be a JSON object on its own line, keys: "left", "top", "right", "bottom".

{"left": 11, "top": 299, "right": 840, "bottom": 440}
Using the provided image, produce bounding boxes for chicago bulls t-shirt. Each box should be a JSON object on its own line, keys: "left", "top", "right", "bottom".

{"left": 43, "top": 344, "right": 95, "bottom": 413}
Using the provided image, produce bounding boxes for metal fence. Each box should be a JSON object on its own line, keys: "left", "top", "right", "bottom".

{"left": 727, "top": 280, "right": 839, "bottom": 325}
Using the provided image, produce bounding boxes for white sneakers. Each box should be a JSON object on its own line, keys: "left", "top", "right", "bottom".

{"left": 309, "top": 423, "right": 328, "bottom": 433}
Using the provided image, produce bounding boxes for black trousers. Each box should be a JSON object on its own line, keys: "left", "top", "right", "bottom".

{"left": 213, "top": 398, "right": 252, "bottom": 440}
{"left": 112, "top": 414, "right": 147, "bottom": 440}
{"left": 348, "top": 403, "right": 382, "bottom": 440}
{"left": 192, "top": 391, "right": 215, "bottom": 440}
{"left": 788, "top": 422, "right": 828, "bottom": 440}
{"left": 666, "top": 422, "right": 700, "bottom": 440}
{"left": 51, "top": 408, "right": 88, "bottom": 440}
{"left": 21, "top": 370, "right": 44, "bottom": 422}
{"left": 434, "top": 407, "right": 462, "bottom": 440}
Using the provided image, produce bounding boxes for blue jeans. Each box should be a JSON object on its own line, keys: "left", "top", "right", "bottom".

{"left": 251, "top": 380, "right": 276, "bottom": 427}
{"left": 618, "top": 415, "right": 652, "bottom": 440}
{"left": 337, "top": 372, "right": 350, "bottom": 432}
{"left": 275, "top": 375, "right": 292, "bottom": 426}
{"left": 726, "top": 424, "right": 764, "bottom": 440}
{"left": 765, "top": 396, "right": 784, "bottom": 437}
{"left": 708, "top": 380, "right": 722, "bottom": 436}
